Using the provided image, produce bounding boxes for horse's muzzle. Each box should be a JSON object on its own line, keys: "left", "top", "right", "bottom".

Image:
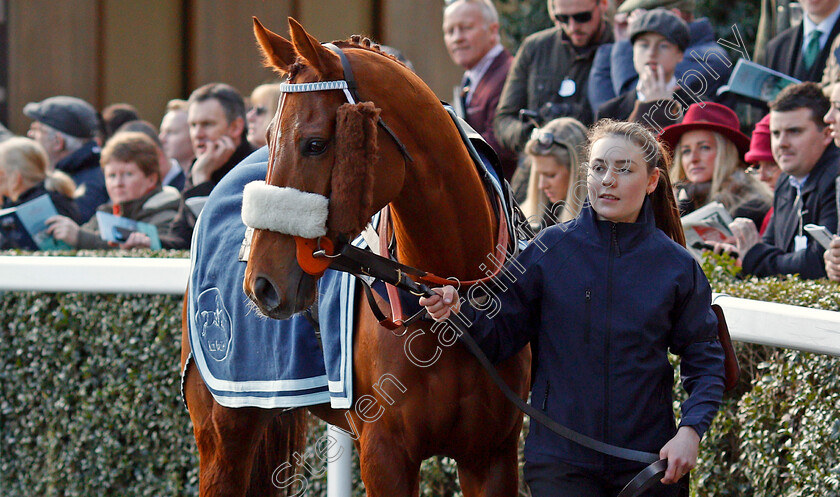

{"left": 248, "top": 272, "right": 316, "bottom": 320}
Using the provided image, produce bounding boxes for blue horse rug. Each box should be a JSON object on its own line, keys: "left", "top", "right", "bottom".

{"left": 187, "top": 148, "right": 356, "bottom": 409}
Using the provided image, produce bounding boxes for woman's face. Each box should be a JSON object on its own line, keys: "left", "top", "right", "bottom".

{"left": 532, "top": 155, "right": 570, "bottom": 204}
{"left": 103, "top": 160, "right": 157, "bottom": 205}
{"left": 246, "top": 90, "right": 275, "bottom": 148}
{"left": 587, "top": 135, "right": 658, "bottom": 224}
{"left": 678, "top": 129, "right": 717, "bottom": 184}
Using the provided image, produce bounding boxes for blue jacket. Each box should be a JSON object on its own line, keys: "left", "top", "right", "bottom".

{"left": 588, "top": 18, "right": 732, "bottom": 112}
{"left": 461, "top": 200, "right": 725, "bottom": 471}
{"left": 55, "top": 141, "right": 107, "bottom": 223}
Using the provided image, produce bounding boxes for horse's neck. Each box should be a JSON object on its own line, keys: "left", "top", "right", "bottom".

{"left": 389, "top": 150, "right": 497, "bottom": 281}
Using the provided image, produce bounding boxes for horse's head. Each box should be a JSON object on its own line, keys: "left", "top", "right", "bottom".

{"left": 243, "top": 18, "right": 412, "bottom": 319}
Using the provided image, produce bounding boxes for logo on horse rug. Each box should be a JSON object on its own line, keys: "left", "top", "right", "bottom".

{"left": 195, "top": 289, "right": 232, "bottom": 361}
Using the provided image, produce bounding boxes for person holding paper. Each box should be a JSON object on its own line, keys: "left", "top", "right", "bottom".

{"left": 820, "top": 82, "right": 840, "bottom": 281}
{"left": 660, "top": 102, "right": 772, "bottom": 230}
{"left": 718, "top": 82, "right": 839, "bottom": 279}
{"left": 46, "top": 132, "right": 180, "bottom": 250}
{"left": 0, "top": 137, "right": 82, "bottom": 224}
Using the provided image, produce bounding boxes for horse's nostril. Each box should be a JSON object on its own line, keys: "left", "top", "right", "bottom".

{"left": 254, "top": 276, "right": 281, "bottom": 309}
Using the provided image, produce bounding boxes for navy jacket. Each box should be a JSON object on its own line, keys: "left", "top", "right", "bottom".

{"left": 55, "top": 141, "right": 107, "bottom": 223}
{"left": 743, "top": 145, "right": 840, "bottom": 279}
{"left": 461, "top": 200, "right": 725, "bottom": 471}
{"left": 588, "top": 18, "right": 731, "bottom": 112}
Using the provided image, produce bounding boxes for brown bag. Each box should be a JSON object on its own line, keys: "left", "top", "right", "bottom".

{"left": 712, "top": 304, "right": 740, "bottom": 392}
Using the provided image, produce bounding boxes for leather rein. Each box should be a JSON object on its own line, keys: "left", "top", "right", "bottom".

{"left": 275, "top": 43, "right": 674, "bottom": 497}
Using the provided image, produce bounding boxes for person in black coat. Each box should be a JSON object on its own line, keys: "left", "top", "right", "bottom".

{"left": 720, "top": 82, "right": 839, "bottom": 279}
{"left": 764, "top": 0, "right": 840, "bottom": 82}
{"left": 0, "top": 137, "right": 81, "bottom": 250}
{"left": 159, "top": 83, "right": 254, "bottom": 249}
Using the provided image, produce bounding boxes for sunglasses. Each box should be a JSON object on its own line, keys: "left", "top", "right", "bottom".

{"left": 553, "top": 11, "right": 593, "bottom": 25}
{"left": 249, "top": 105, "right": 268, "bottom": 116}
{"left": 530, "top": 128, "right": 566, "bottom": 151}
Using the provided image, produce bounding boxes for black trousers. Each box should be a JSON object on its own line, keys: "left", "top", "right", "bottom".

{"left": 524, "top": 460, "right": 688, "bottom": 497}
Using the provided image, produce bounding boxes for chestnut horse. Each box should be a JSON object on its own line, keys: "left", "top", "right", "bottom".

{"left": 183, "top": 17, "right": 530, "bottom": 496}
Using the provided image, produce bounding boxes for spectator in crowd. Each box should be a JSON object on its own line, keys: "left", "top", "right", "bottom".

{"left": 596, "top": 8, "right": 691, "bottom": 130}
{"left": 421, "top": 119, "right": 724, "bottom": 497}
{"left": 160, "top": 82, "right": 254, "bottom": 249}
{"left": 661, "top": 102, "right": 772, "bottom": 230}
{"left": 494, "top": 0, "right": 614, "bottom": 153}
{"left": 246, "top": 83, "right": 282, "bottom": 149}
{"left": 0, "top": 137, "right": 81, "bottom": 249}
{"left": 159, "top": 99, "right": 194, "bottom": 182}
{"left": 588, "top": 0, "right": 731, "bottom": 112}
{"left": 24, "top": 95, "right": 108, "bottom": 223}
{"left": 101, "top": 103, "right": 140, "bottom": 141}
{"left": 719, "top": 82, "right": 838, "bottom": 279}
{"left": 820, "top": 82, "right": 840, "bottom": 280}
{"left": 744, "top": 114, "right": 781, "bottom": 234}
{"left": 443, "top": 0, "right": 518, "bottom": 181}
{"left": 766, "top": 0, "right": 840, "bottom": 82}
{"left": 46, "top": 132, "right": 180, "bottom": 250}
{"left": 520, "top": 117, "right": 588, "bottom": 231}
{"left": 118, "top": 119, "right": 186, "bottom": 190}
{"left": 820, "top": 32, "right": 840, "bottom": 88}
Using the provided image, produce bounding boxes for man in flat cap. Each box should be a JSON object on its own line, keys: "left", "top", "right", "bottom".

{"left": 587, "top": 0, "right": 731, "bottom": 112}
{"left": 25, "top": 96, "right": 107, "bottom": 222}
{"left": 596, "top": 8, "right": 691, "bottom": 129}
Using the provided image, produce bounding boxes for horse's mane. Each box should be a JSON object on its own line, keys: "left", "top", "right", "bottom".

{"left": 285, "top": 35, "right": 407, "bottom": 80}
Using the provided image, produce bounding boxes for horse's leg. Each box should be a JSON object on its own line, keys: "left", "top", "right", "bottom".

{"left": 455, "top": 426, "right": 521, "bottom": 497}
{"left": 182, "top": 293, "right": 298, "bottom": 497}
{"left": 357, "top": 429, "right": 422, "bottom": 497}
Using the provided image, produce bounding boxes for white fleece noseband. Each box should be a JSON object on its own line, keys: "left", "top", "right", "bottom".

{"left": 241, "top": 181, "right": 329, "bottom": 238}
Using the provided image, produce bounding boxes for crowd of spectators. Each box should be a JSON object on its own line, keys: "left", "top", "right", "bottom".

{"left": 3, "top": 0, "right": 840, "bottom": 284}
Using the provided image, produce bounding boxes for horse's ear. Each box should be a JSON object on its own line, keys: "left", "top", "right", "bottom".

{"left": 288, "top": 17, "right": 342, "bottom": 78}
{"left": 253, "top": 17, "right": 296, "bottom": 75}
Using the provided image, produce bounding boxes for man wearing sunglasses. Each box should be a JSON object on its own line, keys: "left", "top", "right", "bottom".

{"left": 494, "top": 0, "right": 612, "bottom": 153}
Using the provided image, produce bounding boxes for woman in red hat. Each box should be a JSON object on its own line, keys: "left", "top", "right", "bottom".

{"left": 660, "top": 102, "right": 771, "bottom": 229}
{"left": 743, "top": 114, "right": 781, "bottom": 234}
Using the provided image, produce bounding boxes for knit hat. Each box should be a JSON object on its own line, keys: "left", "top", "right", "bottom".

{"left": 629, "top": 9, "right": 691, "bottom": 52}
{"left": 744, "top": 114, "right": 773, "bottom": 164}
{"left": 23, "top": 96, "right": 99, "bottom": 139}
{"left": 618, "top": 0, "right": 695, "bottom": 14}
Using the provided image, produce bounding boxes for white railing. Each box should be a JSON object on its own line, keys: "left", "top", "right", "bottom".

{"left": 1, "top": 255, "right": 839, "bottom": 496}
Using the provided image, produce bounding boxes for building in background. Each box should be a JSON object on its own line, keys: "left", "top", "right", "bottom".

{"left": 2, "top": 0, "right": 462, "bottom": 135}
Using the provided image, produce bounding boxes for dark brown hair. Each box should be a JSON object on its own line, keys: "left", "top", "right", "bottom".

{"left": 586, "top": 119, "right": 686, "bottom": 247}
{"left": 769, "top": 81, "right": 830, "bottom": 129}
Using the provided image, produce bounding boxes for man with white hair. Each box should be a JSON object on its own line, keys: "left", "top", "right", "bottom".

{"left": 444, "top": 0, "right": 517, "bottom": 180}
{"left": 24, "top": 95, "right": 107, "bottom": 222}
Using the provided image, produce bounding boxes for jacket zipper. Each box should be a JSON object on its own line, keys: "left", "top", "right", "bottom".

{"left": 584, "top": 288, "right": 592, "bottom": 343}
{"left": 603, "top": 223, "right": 617, "bottom": 463}
{"left": 542, "top": 380, "right": 550, "bottom": 410}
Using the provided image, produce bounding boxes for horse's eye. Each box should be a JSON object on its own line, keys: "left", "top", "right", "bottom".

{"left": 302, "top": 138, "right": 329, "bottom": 156}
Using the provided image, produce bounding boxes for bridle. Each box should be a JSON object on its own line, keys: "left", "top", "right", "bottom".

{"left": 241, "top": 42, "right": 674, "bottom": 497}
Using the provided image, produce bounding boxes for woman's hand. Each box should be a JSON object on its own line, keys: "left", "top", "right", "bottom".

{"left": 120, "top": 231, "right": 151, "bottom": 249}
{"left": 659, "top": 426, "right": 700, "bottom": 485}
{"left": 419, "top": 285, "right": 460, "bottom": 322}
{"left": 45, "top": 215, "right": 80, "bottom": 247}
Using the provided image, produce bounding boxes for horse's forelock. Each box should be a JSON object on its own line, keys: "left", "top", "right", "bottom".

{"left": 328, "top": 101, "right": 380, "bottom": 237}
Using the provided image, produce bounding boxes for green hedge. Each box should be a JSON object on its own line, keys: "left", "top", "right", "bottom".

{"left": 1, "top": 251, "right": 839, "bottom": 496}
